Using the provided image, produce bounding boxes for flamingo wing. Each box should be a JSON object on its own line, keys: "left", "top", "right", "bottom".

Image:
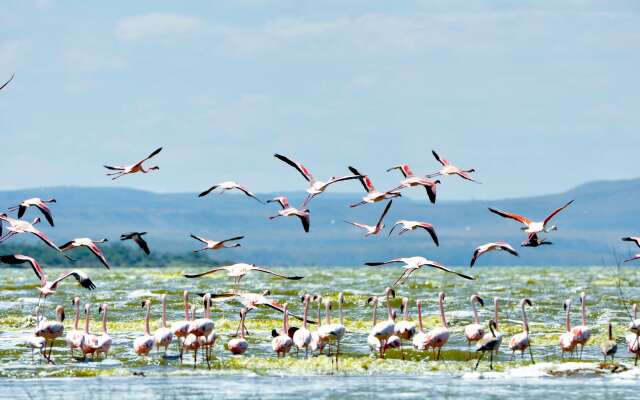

{"left": 543, "top": 199, "right": 574, "bottom": 226}
{"left": 17, "top": 205, "right": 27, "bottom": 219}
{"left": 365, "top": 258, "right": 405, "bottom": 267}
{"left": 456, "top": 170, "right": 480, "bottom": 183}
{"left": 348, "top": 166, "right": 372, "bottom": 192}
{"left": 423, "top": 184, "right": 437, "bottom": 204}
{"left": 424, "top": 260, "right": 475, "bottom": 280}
{"left": 624, "top": 254, "right": 640, "bottom": 263}
{"left": 325, "top": 175, "right": 363, "bottom": 187}
{"left": 344, "top": 220, "right": 370, "bottom": 230}
{"left": 235, "top": 185, "right": 264, "bottom": 204}
{"left": 34, "top": 202, "right": 55, "bottom": 226}
{"left": 488, "top": 207, "right": 532, "bottom": 226}
{"left": 416, "top": 223, "right": 439, "bottom": 246}
{"left": 0, "top": 74, "right": 14, "bottom": 91}
{"left": 274, "top": 154, "right": 314, "bottom": 182}
{"left": 252, "top": 267, "right": 304, "bottom": 280}
{"left": 87, "top": 243, "right": 111, "bottom": 270}
{"left": 143, "top": 147, "right": 162, "bottom": 161}
{"left": 622, "top": 237, "right": 640, "bottom": 248}
{"left": 190, "top": 234, "right": 209, "bottom": 244}
{"left": 432, "top": 150, "right": 449, "bottom": 166}
{"left": 470, "top": 247, "right": 483, "bottom": 268}
{"left": 52, "top": 270, "right": 96, "bottom": 290}
{"left": 267, "top": 197, "right": 289, "bottom": 209}
{"left": 29, "top": 228, "right": 70, "bottom": 258}
{"left": 198, "top": 185, "right": 220, "bottom": 197}
{"left": 132, "top": 234, "right": 150, "bottom": 255}
{"left": 58, "top": 240, "right": 76, "bottom": 251}
{"left": 376, "top": 200, "right": 393, "bottom": 228}
{"left": 103, "top": 165, "right": 126, "bottom": 171}
{"left": 496, "top": 242, "right": 519, "bottom": 257}
{"left": 184, "top": 267, "right": 227, "bottom": 278}
{"left": 220, "top": 236, "right": 244, "bottom": 244}
{"left": 297, "top": 212, "right": 310, "bottom": 233}
{"left": 0, "top": 254, "right": 44, "bottom": 282}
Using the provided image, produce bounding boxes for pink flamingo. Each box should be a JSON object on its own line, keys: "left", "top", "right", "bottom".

{"left": 367, "top": 296, "right": 383, "bottom": 354}
{"left": 394, "top": 296, "right": 416, "bottom": 358}
{"left": 559, "top": 299, "right": 577, "bottom": 360}
{"left": 470, "top": 242, "right": 519, "bottom": 267}
{"left": 309, "top": 295, "right": 326, "bottom": 355}
{"left": 348, "top": 166, "right": 401, "bottom": 208}
{"left": 365, "top": 256, "right": 474, "bottom": 287}
{"left": 65, "top": 297, "right": 84, "bottom": 357}
{"left": 570, "top": 291, "right": 591, "bottom": 359}
{"left": 103, "top": 147, "right": 162, "bottom": 180}
{"left": 0, "top": 215, "right": 72, "bottom": 259}
{"left": 81, "top": 304, "right": 100, "bottom": 359}
{"left": 626, "top": 304, "right": 640, "bottom": 365}
{"left": 8, "top": 197, "right": 56, "bottom": 226}
{"left": 464, "top": 294, "right": 485, "bottom": 352}
{"left": 388, "top": 220, "right": 439, "bottom": 246}
{"left": 387, "top": 163, "right": 441, "bottom": 204}
{"left": 508, "top": 298, "right": 534, "bottom": 363}
{"left": 188, "top": 293, "right": 215, "bottom": 368}
{"left": 267, "top": 196, "right": 310, "bottom": 233}
{"left": 426, "top": 150, "right": 480, "bottom": 183}
{"left": 190, "top": 234, "right": 244, "bottom": 252}
{"left": 228, "top": 308, "right": 249, "bottom": 355}
{"left": 474, "top": 320, "right": 501, "bottom": 370}
{"left": 412, "top": 299, "right": 429, "bottom": 351}
{"left": 344, "top": 200, "right": 392, "bottom": 237}
{"left": 481, "top": 297, "right": 502, "bottom": 355}
{"left": 181, "top": 303, "right": 202, "bottom": 368}
{"left": 95, "top": 304, "right": 112, "bottom": 358}
{"left": 489, "top": 200, "right": 574, "bottom": 234}
{"left": 171, "top": 290, "right": 192, "bottom": 358}
{"left": 35, "top": 305, "right": 65, "bottom": 361}
{"left": 274, "top": 153, "right": 363, "bottom": 206}
{"left": 198, "top": 181, "right": 263, "bottom": 203}
{"left": 424, "top": 292, "right": 449, "bottom": 360}
{"left": 185, "top": 262, "right": 303, "bottom": 292}
{"left": 59, "top": 238, "right": 111, "bottom": 269}
{"left": 293, "top": 294, "right": 312, "bottom": 357}
{"left": 133, "top": 300, "right": 154, "bottom": 356}
{"left": 154, "top": 294, "right": 173, "bottom": 355}
{"left": 521, "top": 232, "right": 553, "bottom": 247}
{"left": 272, "top": 302, "right": 293, "bottom": 357}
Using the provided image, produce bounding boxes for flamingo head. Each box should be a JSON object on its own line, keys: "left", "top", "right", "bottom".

{"left": 149, "top": 166, "right": 160, "bottom": 171}
{"left": 55, "top": 305, "right": 65, "bottom": 322}
{"left": 99, "top": 304, "right": 107, "bottom": 314}
{"left": 523, "top": 298, "right": 532, "bottom": 307}
{"left": 471, "top": 294, "right": 484, "bottom": 307}
{"left": 32, "top": 217, "right": 41, "bottom": 225}
{"left": 563, "top": 298, "right": 571, "bottom": 311}
{"left": 262, "top": 289, "right": 272, "bottom": 296}
{"left": 367, "top": 296, "right": 378, "bottom": 306}
{"left": 46, "top": 198, "right": 57, "bottom": 203}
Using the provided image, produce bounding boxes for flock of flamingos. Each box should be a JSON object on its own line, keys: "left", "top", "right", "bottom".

{"left": 2, "top": 73, "right": 640, "bottom": 372}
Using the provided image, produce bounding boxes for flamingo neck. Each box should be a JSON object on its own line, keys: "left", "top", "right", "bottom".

{"left": 317, "top": 302, "right": 322, "bottom": 327}
{"left": 183, "top": 294, "right": 189, "bottom": 320}
{"left": 161, "top": 297, "right": 167, "bottom": 328}
{"left": 581, "top": 297, "right": 587, "bottom": 326}
{"left": 608, "top": 323, "right": 613, "bottom": 340}
{"left": 471, "top": 299, "right": 480, "bottom": 324}
{"left": 371, "top": 301, "right": 377, "bottom": 327}
{"left": 204, "top": 297, "right": 210, "bottom": 320}
{"left": 84, "top": 308, "right": 90, "bottom": 333}
{"left": 522, "top": 304, "right": 529, "bottom": 333}
{"left": 240, "top": 313, "right": 246, "bottom": 339}
{"left": 634, "top": 304, "right": 637, "bottom": 320}
{"left": 439, "top": 297, "right": 447, "bottom": 328}
{"left": 325, "top": 302, "right": 331, "bottom": 325}
{"left": 282, "top": 308, "right": 288, "bottom": 335}
{"left": 417, "top": 302, "right": 424, "bottom": 332}
{"left": 74, "top": 301, "right": 80, "bottom": 330}
{"left": 403, "top": 299, "right": 409, "bottom": 322}
{"left": 302, "top": 299, "right": 309, "bottom": 329}
{"left": 339, "top": 299, "right": 344, "bottom": 326}
{"left": 144, "top": 303, "right": 151, "bottom": 335}
{"left": 386, "top": 293, "right": 393, "bottom": 321}
{"left": 565, "top": 304, "right": 571, "bottom": 332}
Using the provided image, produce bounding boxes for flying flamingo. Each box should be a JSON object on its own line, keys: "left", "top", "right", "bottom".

{"left": 171, "top": 290, "right": 192, "bottom": 358}
{"left": 198, "top": 181, "right": 263, "bottom": 203}
{"left": 388, "top": 220, "right": 439, "bottom": 246}
{"left": 481, "top": 297, "right": 502, "bottom": 355}
{"left": 154, "top": 294, "right": 174, "bottom": 356}
{"left": 273, "top": 153, "right": 363, "bottom": 206}
{"left": 95, "top": 304, "right": 112, "bottom": 358}
{"left": 267, "top": 196, "right": 310, "bottom": 233}
{"left": 103, "top": 147, "right": 162, "bottom": 180}
{"left": 185, "top": 263, "right": 303, "bottom": 292}
{"left": 293, "top": 294, "right": 312, "bottom": 357}
{"left": 368, "top": 288, "right": 396, "bottom": 358}
{"left": 521, "top": 232, "right": 553, "bottom": 247}
{"left": 464, "top": 294, "right": 485, "bottom": 352}
{"left": 0, "top": 214, "right": 72, "bottom": 259}
{"left": 489, "top": 200, "right": 575, "bottom": 234}
{"left": 228, "top": 308, "right": 249, "bottom": 355}
{"left": 80, "top": 303, "right": 100, "bottom": 359}
{"left": 365, "top": 256, "right": 474, "bottom": 287}
{"left": 600, "top": 322, "right": 617, "bottom": 362}
{"left": 190, "top": 234, "right": 244, "bottom": 252}
{"left": 120, "top": 232, "right": 151, "bottom": 255}
{"left": 426, "top": 150, "right": 480, "bottom": 183}
{"left": 8, "top": 197, "right": 56, "bottom": 226}
{"left": 272, "top": 302, "right": 293, "bottom": 357}
{"left": 508, "top": 298, "right": 534, "bottom": 363}
{"left": 626, "top": 304, "right": 640, "bottom": 365}
{"left": 0, "top": 74, "right": 14, "bottom": 91}
{"left": 348, "top": 166, "right": 401, "bottom": 208}
{"left": 424, "top": 292, "right": 449, "bottom": 360}
{"left": 65, "top": 297, "right": 84, "bottom": 358}
{"left": 474, "top": 320, "right": 500, "bottom": 370}
{"left": 412, "top": 299, "right": 429, "bottom": 351}
{"left": 344, "top": 200, "right": 392, "bottom": 237}
{"left": 35, "top": 305, "right": 65, "bottom": 361}
{"left": 470, "top": 242, "right": 519, "bottom": 267}
{"left": 394, "top": 296, "right": 416, "bottom": 359}
{"left": 133, "top": 299, "right": 154, "bottom": 356}
{"left": 559, "top": 299, "right": 577, "bottom": 360}
{"left": 571, "top": 291, "right": 591, "bottom": 359}
{"left": 387, "top": 164, "right": 441, "bottom": 204}
{"left": 59, "top": 238, "right": 111, "bottom": 269}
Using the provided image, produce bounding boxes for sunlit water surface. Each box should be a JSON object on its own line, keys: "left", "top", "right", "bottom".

{"left": 1, "top": 265, "right": 639, "bottom": 399}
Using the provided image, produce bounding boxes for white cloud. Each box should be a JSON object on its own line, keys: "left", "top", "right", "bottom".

{"left": 116, "top": 13, "right": 203, "bottom": 41}
{"left": 0, "top": 40, "right": 24, "bottom": 66}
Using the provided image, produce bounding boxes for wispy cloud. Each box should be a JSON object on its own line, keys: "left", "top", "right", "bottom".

{"left": 0, "top": 40, "right": 24, "bottom": 66}
{"left": 116, "top": 13, "right": 204, "bottom": 41}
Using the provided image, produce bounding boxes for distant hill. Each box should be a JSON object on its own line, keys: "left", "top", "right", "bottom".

{"left": 0, "top": 179, "right": 638, "bottom": 267}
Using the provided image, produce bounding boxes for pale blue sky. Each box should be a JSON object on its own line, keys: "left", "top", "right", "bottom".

{"left": 1, "top": 1, "right": 639, "bottom": 200}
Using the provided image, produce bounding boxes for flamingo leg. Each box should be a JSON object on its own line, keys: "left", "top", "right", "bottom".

{"left": 528, "top": 345, "right": 534, "bottom": 364}
{"left": 437, "top": 347, "right": 441, "bottom": 361}
{"left": 474, "top": 352, "right": 483, "bottom": 370}
{"left": 490, "top": 351, "right": 494, "bottom": 370}
{"left": 193, "top": 348, "right": 197, "bottom": 369}
{"left": 0, "top": 231, "right": 15, "bottom": 242}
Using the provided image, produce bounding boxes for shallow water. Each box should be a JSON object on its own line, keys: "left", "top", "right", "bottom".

{"left": 1, "top": 265, "right": 639, "bottom": 398}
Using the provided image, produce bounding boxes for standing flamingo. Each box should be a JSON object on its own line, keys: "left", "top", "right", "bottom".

{"left": 103, "top": 147, "right": 162, "bottom": 180}
{"left": 559, "top": 299, "right": 577, "bottom": 360}
{"left": 272, "top": 302, "right": 293, "bottom": 357}
{"left": 273, "top": 153, "right": 363, "bottom": 206}
{"left": 182, "top": 303, "right": 201, "bottom": 368}
{"left": 0, "top": 215, "right": 72, "bottom": 259}
{"left": 388, "top": 220, "right": 439, "bottom": 246}
{"left": 95, "top": 304, "right": 112, "bottom": 358}
{"left": 35, "top": 305, "right": 65, "bottom": 361}
{"left": 481, "top": 297, "right": 502, "bottom": 355}
{"left": 171, "top": 290, "right": 192, "bottom": 358}
{"left": 600, "top": 322, "right": 617, "bottom": 362}
{"left": 228, "top": 308, "right": 249, "bottom": 355}
{"left": 59, "top": 238, "right": 111, "bottom": 269}
{"left": 424, "top": 292, "right": 449, "bottom": 360}
{"left": 190, "top": 234, "right": 244, "bottom": 252}
{"left": 309, "top": 295, "right": 325, "bottom": 355}
{"left": 8, "top": 197, "right": 56, "bottom": 226}
{"left": 464, "top": 294, "right": 485, "bottom": 352}
{"left": 394, "top": 296, "right": 416, "bottom": 358}
{"left": 81, "top": 304, "right": 100, "bottom": 359}
{"left": 626, "top": 304, "right": 640, "bottom": 365}
{"left": 571, "top": 291, "right": 591, "bottom": 359}
{"left": 412, "top": 299, "right": 429, "bottom": 351}
{"left": 344, "top": 200, "right": 392, "bottom": 237}
{"left": 474, "top": 320, "right": 500, "bottom": 370}
{"left": 198, "top": 181, "right": 263, "bottom": 203}
{"left": 133, "top": 300, "right": 154, "bottom": 356}
{"left": 348, "top": 166, "right": 401, "bottom": 208}
{"left": 488, "top": 200, "right": 574, "bottom": 234}
{"left": 188, "top": 293, "right": 215, "bottom": 368}
{"left": 293, "top": 294, "right": 312, "bottom": 357}
{"left": 65, "top": 297, "right": 84, "bottom": 357}
{"left": 267, "top": 196, "right": 310, "bottom": 233}
{"left": 369, "top": 288, "right": 396, "bottom": 358}
{"left": 469, "top": 242, "right": 519, "bottom": 267}
{"left": 26, "top": 306, "right": 49, "bottom": 363}
{"left": 317, "top": 294, "right": 346, "bottom": 367}
{"left": 508, "top": 298, "right": 534, "bottom": 363}
{"left": 154, "top": 294, "right": 174, "bottom": 356}
{"left": 367, "top": 296, "right": 383, "bottom": 355}
{"left": 426, "top": 150, "right": 480, "bottom": 183}
{"left": 365, "top": 256, "right": 474, "bottom": 287}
